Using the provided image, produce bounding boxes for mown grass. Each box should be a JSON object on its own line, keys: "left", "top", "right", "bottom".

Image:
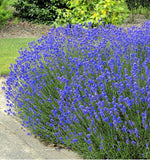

{"left": 0, "top": 38, "right": 37, "bottom": 76}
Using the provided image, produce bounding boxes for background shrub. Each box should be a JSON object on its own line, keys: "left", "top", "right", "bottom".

{"left": 0, "top": 0, "right": 13, "bottom": 28}
{"left": 55, "top": 0, "right": 129, "bottom": 27}
{"left": 125, "top": 0, "right": 150, "bottom": 20}
{"left": 141, "top": 0, "right": 150, "bottom": 8}
{"left": 125, "top": 0, "right": 140, "bottom": 11}
{"left": 125, "top": 0, "right": 150, "bottom": 11}
{"left": 13, "top": 0, "right": 69, "bottom": 24}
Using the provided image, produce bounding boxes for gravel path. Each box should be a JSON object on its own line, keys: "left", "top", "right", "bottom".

{"left": 0, "top": 77, "right": 81, "bottom": 159}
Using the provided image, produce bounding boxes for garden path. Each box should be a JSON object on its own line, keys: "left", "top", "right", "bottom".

{"left": 0, "top": 77, "right": 81, "bottom": 159}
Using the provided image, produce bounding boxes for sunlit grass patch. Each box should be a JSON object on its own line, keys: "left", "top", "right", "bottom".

{"left": 0, "top": 38, "right": 37, "bottom": 76}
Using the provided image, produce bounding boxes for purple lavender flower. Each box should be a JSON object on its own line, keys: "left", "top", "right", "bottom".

{"left": 88, "top": 146, "right": 92, "bottom": 152}
{"left": 73, "top": 138, "right": 78, "bottom": 143}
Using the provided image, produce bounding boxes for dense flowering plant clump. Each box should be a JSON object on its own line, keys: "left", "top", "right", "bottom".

{"left": 3, "top": 20, "right": 150, "bottom": 159}
{"left": 55, "top": 0, "right": 129, "bottom": 27}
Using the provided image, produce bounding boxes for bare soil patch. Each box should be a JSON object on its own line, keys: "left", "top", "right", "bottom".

{"left": 0, "top": 14, "right": 149, "bottom": 39}
{"left": 0, "top": 20, "right": 52, "bottom": 38}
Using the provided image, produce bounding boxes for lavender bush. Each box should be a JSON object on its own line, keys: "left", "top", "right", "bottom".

{"left": 3, "top": 21, "right": 150, "bottom": 159}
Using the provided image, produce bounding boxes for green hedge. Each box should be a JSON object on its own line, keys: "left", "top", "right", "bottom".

{"left": 13, "top": 0, "right": 69, "bottom": 24}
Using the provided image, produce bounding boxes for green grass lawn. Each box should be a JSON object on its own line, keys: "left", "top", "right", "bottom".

{"left": 0, "top": 38, "right": 37, "bottom": 76}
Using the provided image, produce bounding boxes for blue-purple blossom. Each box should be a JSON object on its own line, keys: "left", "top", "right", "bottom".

{"left": 88, "top": 146, "right": 92, "bottom": 152}
{"left": 126, "top": 139, "right": 129, "bottom": 144}
{"left": 73, "top": 138, "right": 78, "bottom": 143}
